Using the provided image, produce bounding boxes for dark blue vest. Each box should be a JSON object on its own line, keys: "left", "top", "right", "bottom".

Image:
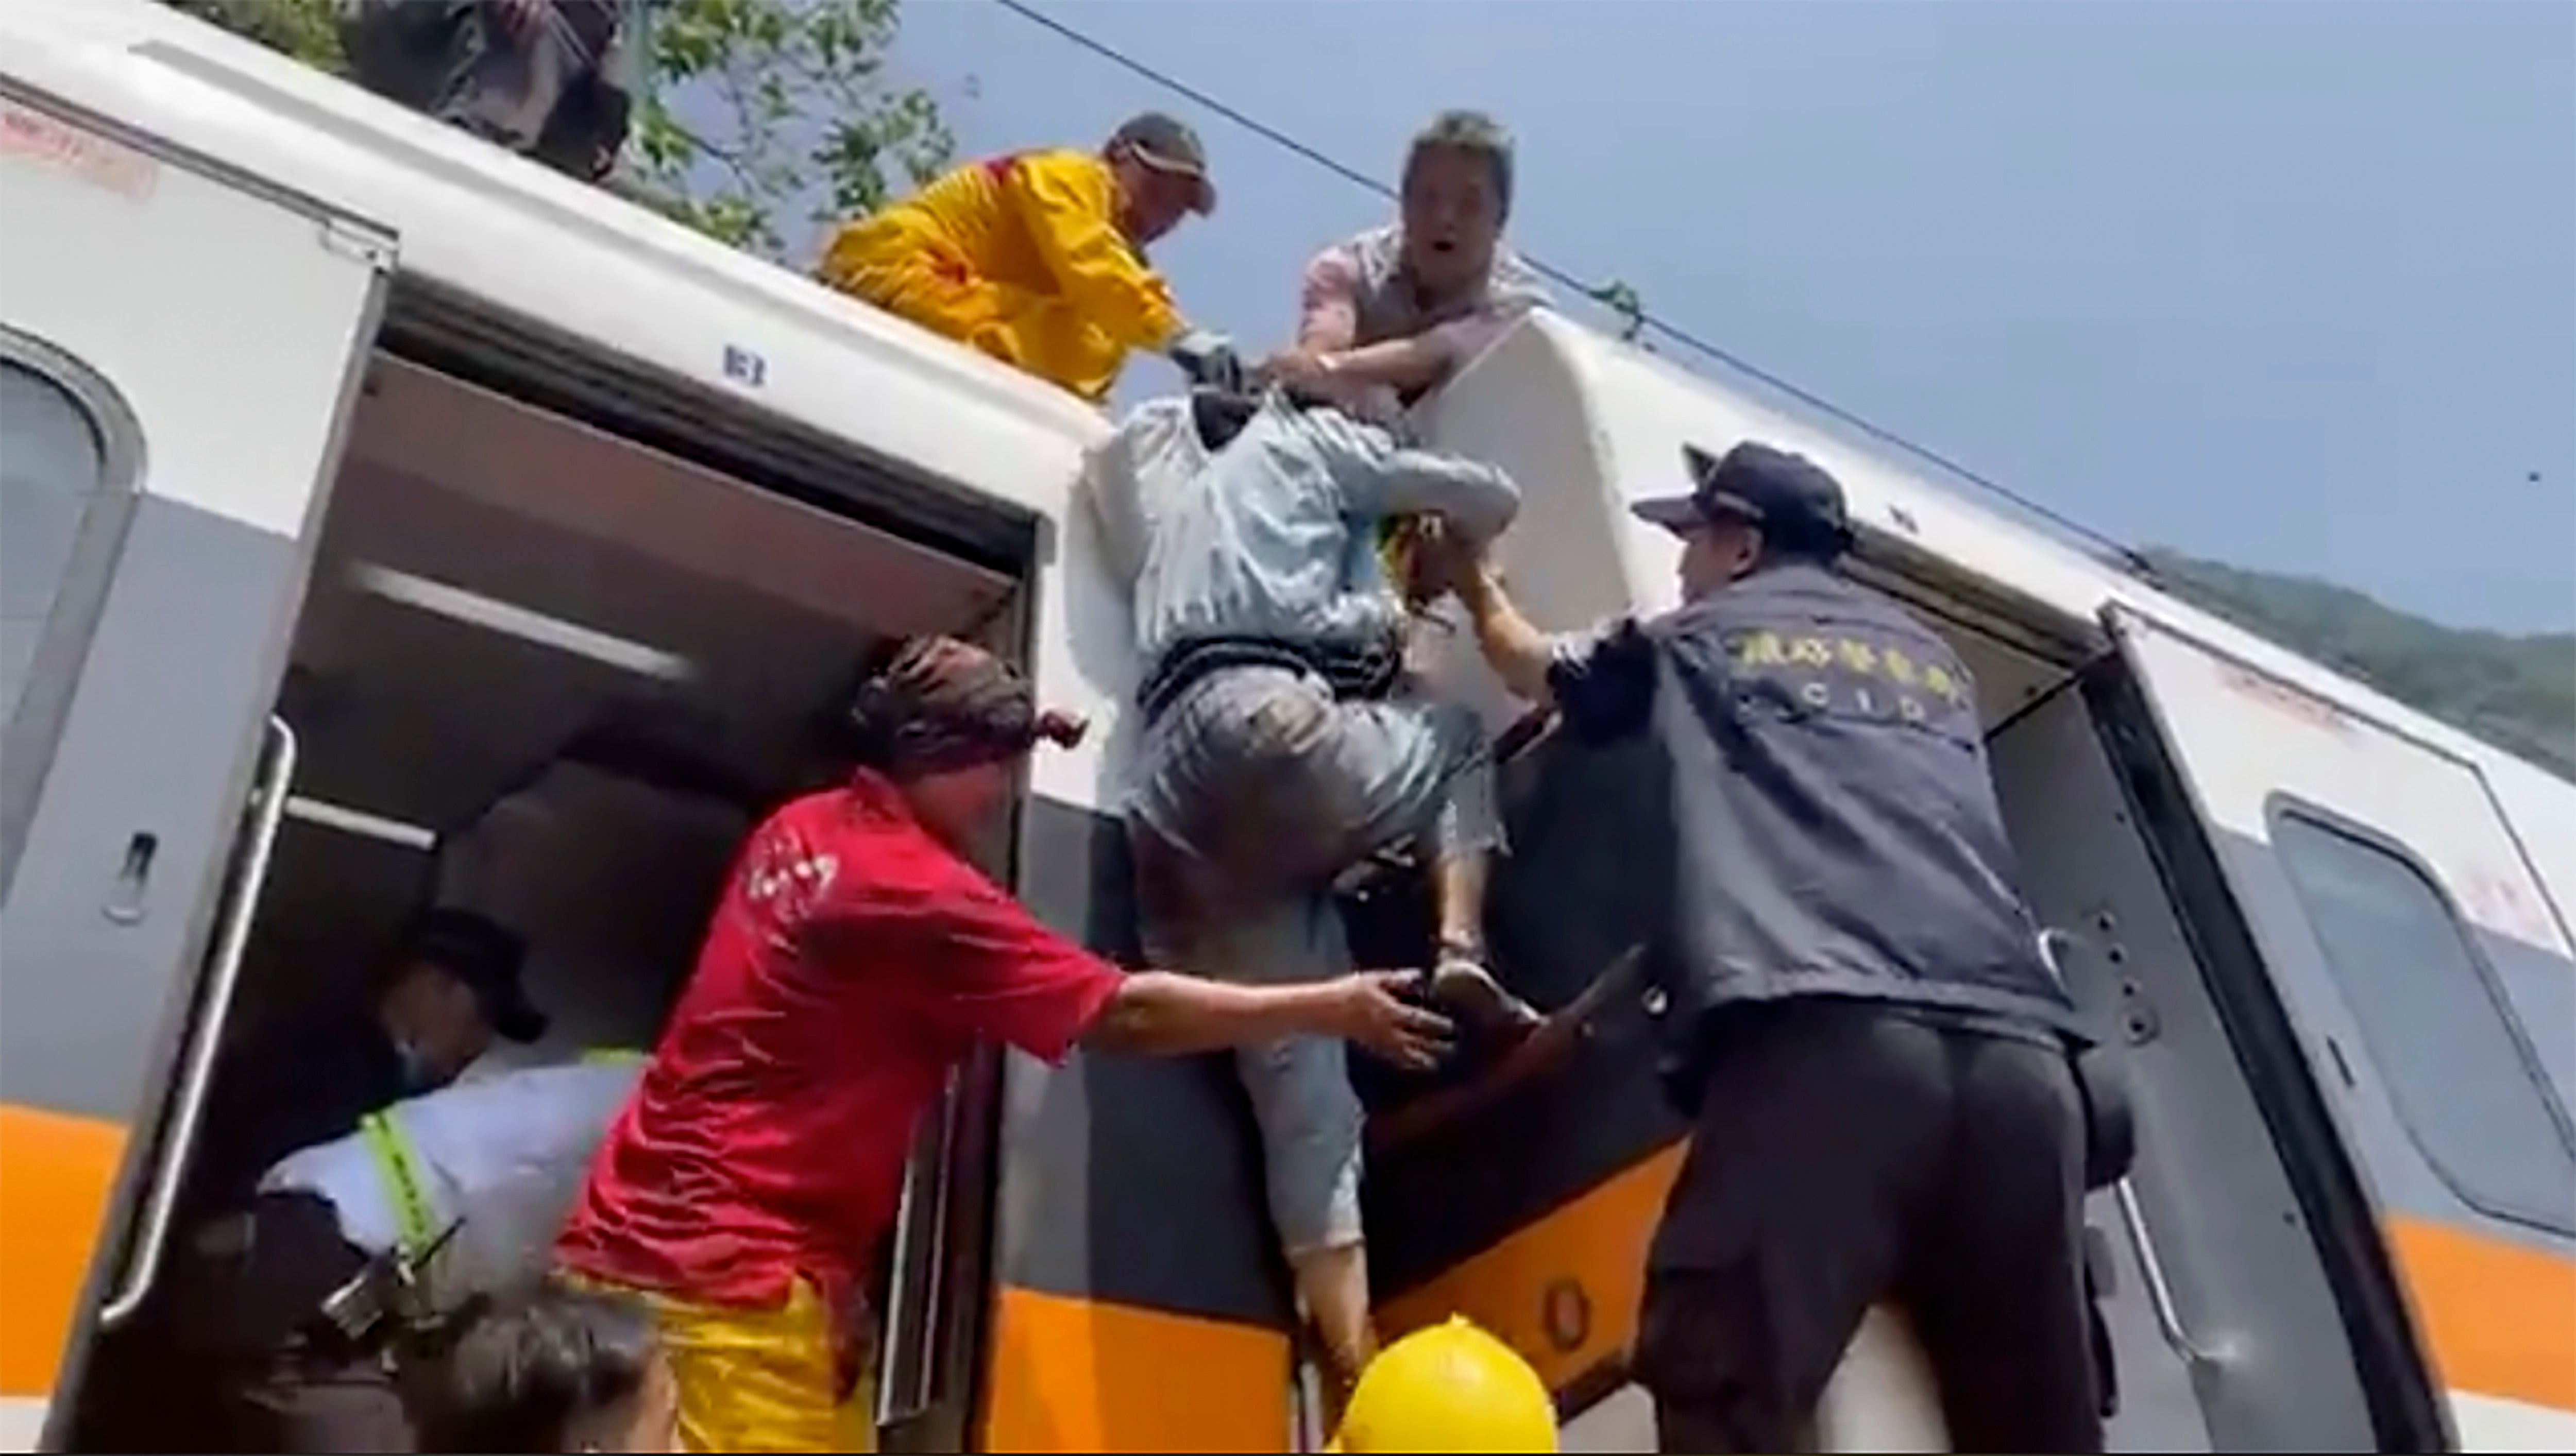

{"left": 1553, "top": 562, "right": 2082, "bottom": 1065}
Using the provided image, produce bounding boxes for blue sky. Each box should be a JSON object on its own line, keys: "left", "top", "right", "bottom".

{"left": 884, "top": 0, "right": 2573, "bottom": 633}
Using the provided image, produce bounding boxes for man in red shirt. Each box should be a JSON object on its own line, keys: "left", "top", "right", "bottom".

{"left": 557, "top": 637, "right": 1450, "bottom": 1453}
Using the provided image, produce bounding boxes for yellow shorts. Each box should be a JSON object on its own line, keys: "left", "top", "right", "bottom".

{"left": 568, "top": 1275, "right": 876, "bottom": 1454}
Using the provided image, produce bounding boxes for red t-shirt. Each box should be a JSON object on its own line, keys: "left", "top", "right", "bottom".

{"left": 556, "top": 772, "right": 1123, "bottom": 1316}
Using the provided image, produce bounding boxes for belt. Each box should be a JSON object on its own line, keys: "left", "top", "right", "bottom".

{"left": 1139, "top": 635, "right": 1402, "bottom": 724}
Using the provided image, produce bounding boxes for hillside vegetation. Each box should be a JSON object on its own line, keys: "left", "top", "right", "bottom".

{"left": 2141, "top": 549, "right": 2574, "bottom": 782}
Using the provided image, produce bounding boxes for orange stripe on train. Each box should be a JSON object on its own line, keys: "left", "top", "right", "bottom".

{"left": 0, "top": 1103, "right": 126, "bottom": 1398}
{"left": 982, "top": 1286, "right": 1293, "bottom": 1453}
{"left": 2389, "top": 1217, "right": 2576, "bottom": 1412}
{"left": 1376, "top": 1144, "right": 2576, "bottom": 1419}
{"left": 1379, "top": 1143, "right": 1685, "bottom": 1392}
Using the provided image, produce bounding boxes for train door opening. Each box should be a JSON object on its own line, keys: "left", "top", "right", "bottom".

{"left": 1326, "top": 542, "right": 2416, "bottom": 1451}
{"left": 2092, "top": 608, "right": 2568, "bottom": 1451}
{"left": 0, "top": 88, "right": 392, "bottom": 1452}
{"left": 57, "top": 344, "right": 1034, "bottom": 1452}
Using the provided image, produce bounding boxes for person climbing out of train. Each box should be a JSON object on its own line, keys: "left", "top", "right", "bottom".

{"left": 554, "top": 636, "right": 1456, "bottom": 1454}
{"left": 816, "top": 111, "right": 1246, "bottom": 406}
{"left": 1262, "top": 108, "right": 1552, "bottom": 418}
{"left": 165, "top": 1050, "right": 646, "bottom": 1452}
{"left": 1117, "top": 381, "right": 1543, "bottom": 1416}
{"left": 1428, "top": 440, "right": 2107, "bottom": 1454}
{"left": 185, "top": 906, "right": 551, "bottom": 1218}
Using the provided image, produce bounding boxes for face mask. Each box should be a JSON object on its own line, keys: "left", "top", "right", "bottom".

{"left": 391, "top": 1036, "right": 439, "bottom": 1091}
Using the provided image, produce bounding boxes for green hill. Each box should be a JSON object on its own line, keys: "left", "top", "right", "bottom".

{"left": 2139, "top": 548, "right": 2574, "bottom": 782}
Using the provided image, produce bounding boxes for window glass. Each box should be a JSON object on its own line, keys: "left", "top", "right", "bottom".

{"left": 1, "top": 358, "right": 108, "bottom": 730}
{"left": 2274, "top": 811, "right": 2576, "bottom": 1229}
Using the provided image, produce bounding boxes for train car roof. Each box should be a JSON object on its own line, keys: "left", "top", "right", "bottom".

{"left": 1, "top": 0, "right": 1110, "bottom": 527}
{"left": 6, "top": 0, "right": 2565, "bottom": 817}
{"left": 1471, "top": 313, "right": 2573, "bottom": 808}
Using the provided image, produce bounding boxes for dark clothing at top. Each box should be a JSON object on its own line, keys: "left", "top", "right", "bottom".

{"left": 1546, "top": 559, "right": 2082, "bottom": 1077}
{"left": 185, "top": 1013, "right": 418, "bottom": 1219}
{"left": 1548, "top": 552, "right": 2104, "bottom": 1453}
{"left": 1634, "top": 999, "right": 2100, "bottom": 1454}
{"left": 184, "top": 907, "right": 538, "bottom": 1217}
{"left": 169, "top": 1190, "right": 418, "bottom": 1454}
{"left": 339, "top": 0, "right": 638, "bottom": 183}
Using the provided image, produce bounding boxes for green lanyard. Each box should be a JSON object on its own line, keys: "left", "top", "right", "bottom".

{"left": 361, "top": 1053, "right": 639, "bottom": 1260}
{"left": 358, "top": 1110, "right": 437, "bottom": 1260}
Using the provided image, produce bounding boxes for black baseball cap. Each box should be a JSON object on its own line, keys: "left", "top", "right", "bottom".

{"left": 1108, "top": 111, "right": 1216, "bottom": 216}
{"left": 1631, "top": 441, "right": 1855, "bottom": 560}
{"left": 399, "top": 906, "right": 546, "bottom": 1044}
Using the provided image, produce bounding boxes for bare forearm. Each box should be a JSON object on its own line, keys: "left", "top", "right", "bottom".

{"left": 1085, "top": 972, "right": 1338, "bottom": 1056}
{"left": 1321, "top": 335, "right": 1450, "bottom": 397}
{"left": 1458, "top": 568, "right": 1557, "bottom": 705}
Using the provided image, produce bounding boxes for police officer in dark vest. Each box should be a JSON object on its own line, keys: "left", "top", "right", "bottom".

{"left": 1439, "top": 440, "right": 2105, "bottom": 1454}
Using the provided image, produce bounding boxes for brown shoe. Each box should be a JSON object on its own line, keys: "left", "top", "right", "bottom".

{"left": 1431, "top": 957, "right": 1543, "bottom": 1040}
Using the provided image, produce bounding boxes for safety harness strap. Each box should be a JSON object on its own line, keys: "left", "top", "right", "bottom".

{"left": 358, "top": 1110, "right": 437, "bottom": 1260}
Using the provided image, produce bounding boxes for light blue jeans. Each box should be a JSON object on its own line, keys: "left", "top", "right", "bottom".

{"left": 1126, "top": 664, "right": 1499, "bottom": 1254}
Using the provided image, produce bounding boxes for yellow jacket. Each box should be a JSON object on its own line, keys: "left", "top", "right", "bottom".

{"left": 818, "top": 149, "right": 1183, "bottom": 402}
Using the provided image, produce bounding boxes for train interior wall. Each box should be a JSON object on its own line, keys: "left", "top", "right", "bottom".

{"left": 64, "top": 351, "right": 1025, "bottom": 1450}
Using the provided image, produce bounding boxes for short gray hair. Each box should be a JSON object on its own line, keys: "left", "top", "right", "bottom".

{"left": 1404, "top": 109, "right": 1515, "bottom": 222}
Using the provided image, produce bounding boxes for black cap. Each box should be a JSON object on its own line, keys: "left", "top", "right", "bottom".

{"left": 1631, "top": 441, "right": 1855, "bottom": 560}
{"left": 1107, "top": 111, "right": 1215, "bottom": 215}
{"left": 399, "top": 907, "right": 546, "bottom": 1044}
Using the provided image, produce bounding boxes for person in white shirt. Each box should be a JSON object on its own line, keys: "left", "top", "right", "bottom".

{"left": 262, "top": 1055, "right": 643, "bottom": 1308}
{"left": 175, "top": 1055, "right": 643, "bottom": 1453}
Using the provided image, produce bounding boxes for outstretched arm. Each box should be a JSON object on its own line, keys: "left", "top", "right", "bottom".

{"left": 1452, "top": 556, "right": 1557, "bottom": 705}
{"left": 848, "top": 873, "right": 1450, "bottom": 1070}
{"left": 1007, "top": 153, "right": 1186, "bottom": 351}
{"left": 1308, "top": 303, "right": 1535, "bottom": 399}
{"left": 1452, "top": 554, "right": 1659, "bottom": 741}
{"left": 1286, "top": 243, "right": 1544, "bottom": 399}
{"left": 1308, "top": 409, "right": 1521, "bottom": 544}
{"left": 1086, "top": 971, "right": 1449, "bottom": 1068}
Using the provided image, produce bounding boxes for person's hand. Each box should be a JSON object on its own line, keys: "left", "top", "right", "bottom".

{"left": 494, "top": 0, "right": 546, "bottom": 34}
{"left": 1256, "top": 348, "right": 1336, "bottom": 393}
{"left": 1168, "top": 329, "right": 1246, "bottom": 392}
{"left": 1416, "top": 522, "right": 1496, "bottom": 603}
{"left": 1324, "top": 971, "right": 1454, "bottom": 1071}
{"left": 1392, "top": 515, "right": 1458, "bottom": 608}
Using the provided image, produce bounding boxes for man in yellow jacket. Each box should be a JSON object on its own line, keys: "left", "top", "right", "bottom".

{"left": 819, "top": 111, "right": 1240, "bottom": 404}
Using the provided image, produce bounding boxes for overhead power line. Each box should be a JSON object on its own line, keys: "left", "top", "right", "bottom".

{"left": 987, "top": 0, "right": 2147, "bottom": 570}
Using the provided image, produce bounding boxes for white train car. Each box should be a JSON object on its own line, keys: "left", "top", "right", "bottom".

{"left": 1, "top": 2, "right": 2566, "bottom": 1451}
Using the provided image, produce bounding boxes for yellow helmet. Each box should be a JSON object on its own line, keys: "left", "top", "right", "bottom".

{"left": 1329, "top": 1315, "right": 1558, "bottom": 1453}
